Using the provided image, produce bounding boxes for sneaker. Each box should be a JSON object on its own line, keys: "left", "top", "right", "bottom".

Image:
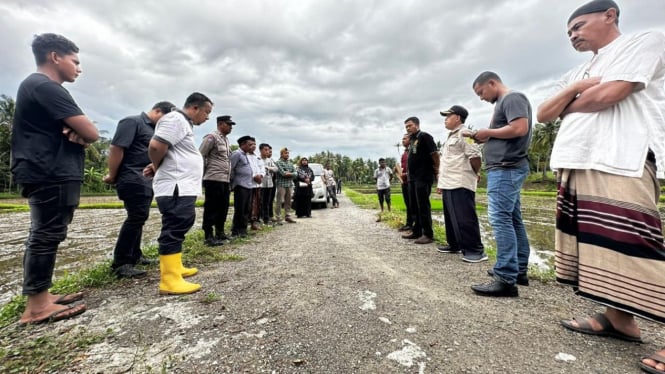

{"left": 437, "top": 245, "right": 461, "bottom": 254}
{"left": 285, "top": 217, "right": 297, "bottom": 223}
{"left": 114, "top": 264, "right": 147, "bottom": 279}
{"left": 462, "top": 254, "right": 489, "bottom": 263}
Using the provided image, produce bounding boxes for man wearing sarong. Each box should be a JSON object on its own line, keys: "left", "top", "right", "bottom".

{"left": 537, "top": 1, "right": 665, "bottom": 372}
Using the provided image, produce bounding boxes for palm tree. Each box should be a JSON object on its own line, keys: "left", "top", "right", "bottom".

{"left": 530, "top": 119, "right": 561, "bottom": 180}
{"left": 0, "top": 95, "right": 16, "bottom": 191}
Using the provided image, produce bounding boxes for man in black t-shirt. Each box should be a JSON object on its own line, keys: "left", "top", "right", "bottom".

{"left": 402, "top": 116, "right": 440, "bottom": 244}
{"left": 11, "top": 33, "right": 99, "bottom": 325}
{"left": 103, "top": 101, "right": 174, "bottom": 278}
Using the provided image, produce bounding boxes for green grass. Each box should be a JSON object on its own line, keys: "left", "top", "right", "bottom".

{"left": 0, "top": 222, "right": 247, "bottom": 373}
{"left": 345, "top": 186, "right": 556, "bottom": 282}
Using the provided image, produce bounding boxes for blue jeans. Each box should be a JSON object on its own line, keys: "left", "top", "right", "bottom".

{"left": 487, "top": 165, "right": 530, "bottom": 285}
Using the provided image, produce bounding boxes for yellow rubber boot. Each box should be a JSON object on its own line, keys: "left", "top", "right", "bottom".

{"left": 159, "top": 253, "right": 201, "bottom": 295}
{"left": 181, "top": 265, "right": 198, "bottom": 278}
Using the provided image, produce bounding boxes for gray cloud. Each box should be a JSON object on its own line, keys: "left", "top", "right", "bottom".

{"left": 1, "top": 0, "right": 664, "bottom": 161}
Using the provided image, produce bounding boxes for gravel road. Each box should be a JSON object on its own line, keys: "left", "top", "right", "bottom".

{"left": 20, "top": 193, "right": 664, "bottom": 373}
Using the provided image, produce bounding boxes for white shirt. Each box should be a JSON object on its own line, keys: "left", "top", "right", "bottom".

{"left": 374, "top": 167, "right": 392, "bottom": 189}
{"left": 249, "top": 153, "right": 265, "bottom": 188}
{"left": 549, "top": 31, "right": 665, "bottom": 178}
{"left": 152, "top": 111, "right": 203, "bottom": 197}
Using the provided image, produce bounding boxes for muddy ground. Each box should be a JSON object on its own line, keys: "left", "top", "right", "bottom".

{"left": 5, "top": 194, "right": 665, "bottom": 373}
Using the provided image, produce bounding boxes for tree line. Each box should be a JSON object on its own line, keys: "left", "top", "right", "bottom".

{"left": 0, "top": 94, "right": 559, "bottom": 194}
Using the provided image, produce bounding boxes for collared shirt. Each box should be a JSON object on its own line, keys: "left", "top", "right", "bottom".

{"left": 437, "top": 125, "right": 481, "bottom": 191}
{"left": 407, "top": 130, "right": 438, "bottom": 182}
{"left": 550, "top": 31, "right": 665, "bottom": 178}
{"left": 374, "top": 167, "right": 392, "bottom": 189}
{"left": 275, "top": 158, "right": 296, "bottom": 188}
{"left": 230, "top": 149, "right": 254, "bottom": 189}
{"left": 111, "top": 112, "right": 154, "bottom": 190}
{"left": 199, "top": 130, "right": 231, "bottom": 183}
{"left": 248, "top": 153, "right": 265, "bottom": 188}
{"left": 152, "top": 111, "right": 203, "bottom": 197}
{"left": 261, "top": 157, "right": 278, "bottom": 188}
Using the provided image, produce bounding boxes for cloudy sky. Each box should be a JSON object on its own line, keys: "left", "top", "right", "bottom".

{"left": 1, "top": 0, "right": 664, "bottom": 161}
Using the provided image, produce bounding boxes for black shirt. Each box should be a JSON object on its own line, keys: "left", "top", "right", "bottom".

{"left": 11, "top": 73, "right": 85, "bottom": 184}
{"left": 407, "top": 130, "right": 438, "bottom": 183}
{"left": 111, "top": 112, "right": 154, "bottom": 189}
{"left": 483, "top": 92, "right": 532, "bottom": 169}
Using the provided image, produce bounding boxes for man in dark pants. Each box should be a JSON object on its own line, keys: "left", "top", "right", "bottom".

{"left": 397, "top": 134, "right": 413, "bottom": 232}
{"left": 146, "top": 92, "right": 213, "bottom": 295}
{"left": 260, "top": 143, "right": 278, "bottom": 224}
{"left": 12, "top": 33, "right": 98, "bottom": 325}
{"left": 402, "top": 116, "right": 439, "bottom": 245}
{"left": 230, "top": 136, "right": 257, "bottom": 238}
{"left": 200, "top": 115, "right": 235, "bottom": 245}
{"left": 436, "top": 105, "right": 487, "bottom": 263}
{"left": 104, "top": 101, "right": 175, "bottom": 278}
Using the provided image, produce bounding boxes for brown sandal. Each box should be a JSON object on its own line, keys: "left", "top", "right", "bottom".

{"left": 640, "top": 350, "right": 665, "bottom": 373}
{"left": 560, "top": 312, "right": 642, "bottom": 343}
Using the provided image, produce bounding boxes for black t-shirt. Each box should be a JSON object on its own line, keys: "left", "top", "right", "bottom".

{"left": 11, "top": 73, "right": 85, "bottom": 184}
{"left": 407, "top": 130, "right": 437, "bottom": 182}
{"left": 111, "top": 112, "right": 154, "bottom": 189}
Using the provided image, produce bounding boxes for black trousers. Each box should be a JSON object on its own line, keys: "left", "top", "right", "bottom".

{"left": 401, "top": 182, "right": 414, "bottom": 227}
{"left": 408, "top": 180, "right": 433, "bottom": 238}
{"left": 202, "top": 180, "right": 230, "bottom": 236}
{"left": 260, "top": 186, "right": 276, "bottom": 223}
{"left": 22, "top": 182, "right": 80, "bottom": 295}
{"left": 442, "top": 188, "right": 484, "bottom": 257}
{"left": 155, "top": 190, "right": 196, "bottom": 255}
{"left": 112, "top": 184, "right": 152, "bottom": 268}
{"left": 231, "top": 186, "right": 252, "bottom": 235}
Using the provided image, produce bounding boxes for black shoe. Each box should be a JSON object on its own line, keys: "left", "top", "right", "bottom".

{"left": 398, "top": 225, "right": 412, "bottom": 232}
{"left": 114, "top": 264, "right": 147, "bottom": 279}
{"left": 487, "top": 269, "right": 529, "bottom": 286}
{"left": 471, "top": 279, "right": 518, "bottom": 297}
{"left": 401, "top": 233, "right": 420, "bottom": 239}
{"left": 204, "top": 238, "right": 224, "bottom": 247}
{"left": 215, "top": 232, "right": 229, "bottom": 241}
{"left": 437, "top": 245, "right": 461, "bottom": 254}
{"left": 137, "top": 256, "right": 158, "bottom": 266}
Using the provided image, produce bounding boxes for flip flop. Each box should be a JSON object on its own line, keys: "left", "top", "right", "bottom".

{"left": 19, "top": 303, "right": 87, "bottom": 326}
{"left": 54, "top": 292, "right": 84, "bottom": 305}
{"left": 560, "top": 312, "right": 643, "bottom": 343}
{"left": 640, "top": 350, "right": 665, "bottom": 374}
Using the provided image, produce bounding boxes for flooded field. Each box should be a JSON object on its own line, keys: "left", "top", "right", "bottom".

{"left": 0, "top": 196, "right": 203, "bottom": 305}
{"left": 1, "top": 193, "right": 661, "bottom": 305}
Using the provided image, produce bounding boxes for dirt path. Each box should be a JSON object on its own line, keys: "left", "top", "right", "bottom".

{"left": 17, "top": 193, "right": 664, "bottom": 373}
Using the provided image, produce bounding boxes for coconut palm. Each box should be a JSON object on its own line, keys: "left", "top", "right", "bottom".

{"left": 530, "top": 119, "right": 561, "bottom": 180}
{"left": 0, "top": 95, "right": 16, "bottom": 191}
